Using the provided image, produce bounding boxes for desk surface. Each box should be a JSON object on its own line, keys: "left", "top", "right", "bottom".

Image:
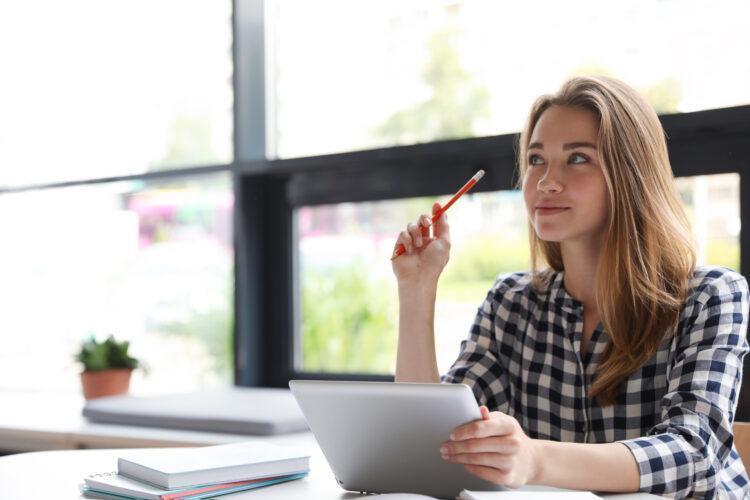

{"left": 0, "top": 391, "right": 660, "bottom": 499}
{"left": 0, "top": 436, "right": 363, "bottom": 500}
{"left": 0, "top": 391, "right": 267, "bottom": 452}
{"left": 0, "top": 444, "right": 662, "bottom": 500}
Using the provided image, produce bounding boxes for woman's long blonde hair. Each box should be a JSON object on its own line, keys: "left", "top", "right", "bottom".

{"left": 517, "top": 76, "right": 697, "bottom": 405}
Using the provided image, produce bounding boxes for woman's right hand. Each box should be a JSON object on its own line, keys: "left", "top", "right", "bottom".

{"left": 391, "top": 202, "right": 451, "bottom": 285}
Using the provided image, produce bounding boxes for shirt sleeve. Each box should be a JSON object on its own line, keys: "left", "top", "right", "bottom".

{"left": 441, "top": 280, "right": 513, "bottom": 413}
{"left": 619, "top": 272, "right": 750, "bottom": 498}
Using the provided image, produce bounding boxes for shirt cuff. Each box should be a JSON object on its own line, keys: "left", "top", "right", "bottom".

{"left": 619, "top": 432, "right": 703, "bottom": 496}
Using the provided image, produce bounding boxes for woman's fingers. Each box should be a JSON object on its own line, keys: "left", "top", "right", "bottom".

{"left": 396, "top": 207, "right": 444, "bottom": 256}
{"left": 396, "top": 230, "right": 413, "bottom": 254}
{"left": 451, "top": 413, "right": 516, "bottom": 441}
{"left": 418, "top": 214, "right": 432, "bottom": 238}
{"left": 407, "top": 222, "right": 423, "bottom": 248}
{"left": 447, "top": 452, "right": 514, "bottom": 471}
{"left": 480, "top": 406, "right": 491, "bottom": 420}
{"left": 432, "top": 202, "right": 450, "bottom": 243}
{"left": 409, "top": 214, "right": 433, "bottom": 248}
{"left": 441, "top": 436, "right": 520, "bottom": 456}
{"left": 464, "top": 464, "right": 512, "bottom": 486}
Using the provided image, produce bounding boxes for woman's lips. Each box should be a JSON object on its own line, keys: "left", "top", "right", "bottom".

{"left": 536, "top": 207, "right": 570, "bottom": 216}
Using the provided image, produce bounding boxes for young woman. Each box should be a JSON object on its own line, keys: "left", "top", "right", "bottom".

{"left": 391, "top": 76, "right": 749, "bottom": 498}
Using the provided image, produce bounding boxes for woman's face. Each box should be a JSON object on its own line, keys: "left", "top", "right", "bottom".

{"left": 522, "top": 105, "right": 609, "bottom": 245}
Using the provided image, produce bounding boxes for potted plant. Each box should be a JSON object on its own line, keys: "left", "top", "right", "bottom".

{"left": 75, "top": 335, "right": 141, "bottom": 400}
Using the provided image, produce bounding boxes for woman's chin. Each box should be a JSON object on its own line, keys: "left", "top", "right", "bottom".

{"left": 534, "top": 230, "right": 566, "bottom": 243}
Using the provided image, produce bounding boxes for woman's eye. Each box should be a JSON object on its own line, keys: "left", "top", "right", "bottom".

{"left": 528, "top": 154, "right": 544, "bottom": 166}
{"left": 569, "top": 153, "right": 589, "bottom": 164}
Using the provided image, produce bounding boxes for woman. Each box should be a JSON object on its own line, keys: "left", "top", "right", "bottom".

{"left": 391, "top": 76, "right": 749, "bottom": 498}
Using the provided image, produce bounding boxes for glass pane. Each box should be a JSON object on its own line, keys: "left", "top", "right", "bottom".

{"left": 296, "top": 173, "right": 740, "bottom": 375}
{"left": 676, "top": 173, "right": 740, "bottom": 271}
{"left": 295, "top": 191, "right": 529, "bottom": 375}
{"left": 0, "top": 173, "right": 234, "bottom": 394}
{"left": 0, "top": 1, "right": 233, "bottom": 187}
{"left": 270, "top": 0, "right": 750, "bottom": 158}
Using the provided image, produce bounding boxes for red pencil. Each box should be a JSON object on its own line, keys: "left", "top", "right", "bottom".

{"left": 391, "top": 169, "right": 485, "bottom": 260}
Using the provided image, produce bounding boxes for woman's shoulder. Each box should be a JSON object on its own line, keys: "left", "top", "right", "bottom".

{"left": 486, "top": 270, "right": 553, "bottom": 304}
{"left": 672, "top": 266, "right": 749, "bottom": 351}
{"left": 686, "top": 265, "right": 749, "bottom": 306}
{"left": 489, "top": 270, "right": 533, "bottom": 294}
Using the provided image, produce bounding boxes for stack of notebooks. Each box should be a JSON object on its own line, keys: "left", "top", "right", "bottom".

{"left": 79, "top": 442, "right": 310, "bottom": 499}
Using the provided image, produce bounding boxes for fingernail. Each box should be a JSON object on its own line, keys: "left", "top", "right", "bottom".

{"left": 449, "top": 433, "right": 456, "bottom": 440}
{"left": 440, "top": 446, "right": 447, "bottom": 454}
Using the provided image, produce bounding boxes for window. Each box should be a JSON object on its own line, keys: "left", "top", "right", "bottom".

{"left": 239, "top": 103, "right": 750, "bottom": 389}
{"left": 296, "top": 190, "right": 530, "bottom": 375}
{"left": 4, "top": 1, "right": 749, "bottom": 407}
{"left": 0, "top": 173, "right": 234, "bottom": 393}
{"left": 0, "top": 1, "right": 233, "bottom": 187}
{"left": 676, "top": 173, "right": 741, "bottom": 271}
{"left": 268, "top": 0, "right": 750, "bottom": 158}
{"left": 295, "top": 174, "right": 741, "bottom": 376}
{"left": 0, "top": 0, "right": 234, "bottom": 395}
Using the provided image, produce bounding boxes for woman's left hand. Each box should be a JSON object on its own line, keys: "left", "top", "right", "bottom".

{"left": 440, "top": 406, "right": 541, "bottom": 489}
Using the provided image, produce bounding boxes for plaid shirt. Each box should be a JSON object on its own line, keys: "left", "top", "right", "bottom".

{"left": 442, "top": 266, "right": 749, "bottom": 499}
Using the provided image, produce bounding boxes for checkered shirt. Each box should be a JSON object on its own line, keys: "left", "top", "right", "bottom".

{"left": 442, "top": 265, "right": 749, "bottom": 499}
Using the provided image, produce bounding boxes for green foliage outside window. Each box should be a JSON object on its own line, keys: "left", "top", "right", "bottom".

{"left": 372, "top": 26, "right": 489, "bottom": 145}
{"left": 159, "top": 277, "right": 234, "bottom": 382}
{"left": 706, "top": 239, "right": 740, "bottom": 272}
{"left": 301, "top": 260, "right": 397, "bottom": 373}
{"left": 300, "top": 233, "right": 532, "bottom": 374}
{"left": 440, "top": 234, "right": 530, "bottom": 302}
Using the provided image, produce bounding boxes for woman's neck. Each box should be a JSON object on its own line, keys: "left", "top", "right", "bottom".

{"left": 560, "top": 237, "right": 602, "bottom": 311}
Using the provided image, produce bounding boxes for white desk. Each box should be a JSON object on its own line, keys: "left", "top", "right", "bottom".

{"left": 0, "top": 446, "right": 663, "bottom": 500}
{"left": 0, "top": 392, "right": 661, "bottom": 499}
{"left": 0, "top": 438, "right": 359, "bottom": 499}
{"left": 0, "top": 391, "right": 258, "bottom": 452}
{"left": 0, "top": 391, "right": 353, "bottom": 499}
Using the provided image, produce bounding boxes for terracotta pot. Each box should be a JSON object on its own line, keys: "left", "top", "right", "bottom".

{"left": 80, "top": 368, "right": 133, "bottom": 400}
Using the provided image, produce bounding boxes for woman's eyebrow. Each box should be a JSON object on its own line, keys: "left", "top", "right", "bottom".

{"left": 563, "top": 141, "right": 597, "bottom": 150}
{"left": 527, "top": 141, "right": 598, "bottom": 150}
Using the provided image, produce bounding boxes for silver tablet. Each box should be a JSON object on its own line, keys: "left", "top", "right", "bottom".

{"left": 289, "top": 380, "right": 505, "bottom": 499}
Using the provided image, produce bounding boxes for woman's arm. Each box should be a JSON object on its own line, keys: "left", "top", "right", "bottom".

{"left": 441, "top": 406, "right": 639, "bottom": 492}
{"left": 395, "top": 280, "right": 441, "bottom": 383}
{"left": 533, "top": 440, "right": 639, "bottom": 491}
{"left": 392, "top": 202, "right": 451, "bottom": 383}
{"left": 616, "top": 271, "right": 749, "bottom": 497}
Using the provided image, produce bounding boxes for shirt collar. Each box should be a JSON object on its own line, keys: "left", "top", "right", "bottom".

{"left": 550, "top": 270, "right": 584, "bottom": 312}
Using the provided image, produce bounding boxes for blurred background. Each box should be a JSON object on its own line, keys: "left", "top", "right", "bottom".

{"left": 0, "top": 0, "right": 746, "bottom": 394}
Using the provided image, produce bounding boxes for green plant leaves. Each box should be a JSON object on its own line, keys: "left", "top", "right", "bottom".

{"left": 75, "top": 335, "right": 139, "bottom": 372}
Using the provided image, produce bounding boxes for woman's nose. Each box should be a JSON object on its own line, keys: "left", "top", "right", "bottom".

{"left": 537, "top": 165, "right": 563, "bottom": 193}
